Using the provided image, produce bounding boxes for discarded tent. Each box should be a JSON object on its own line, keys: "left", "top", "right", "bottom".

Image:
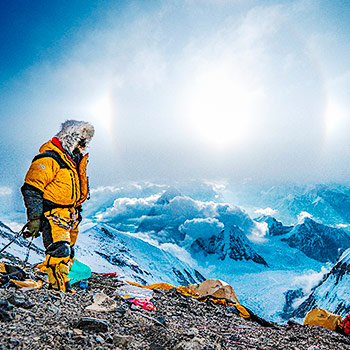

{"left": 189, "top": 279, "right": 240, "bottom": 304}
{"left": 0, "top": 262, "right": 43, "bottom": 289}
{"left": 304, "top": 308, "right": 342, "bottom": 331}
{"left": 126, "top": 279, "right": 275, "bottom": 327}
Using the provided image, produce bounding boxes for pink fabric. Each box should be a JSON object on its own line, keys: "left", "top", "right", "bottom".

{"left": 128, "top": 298, "right": 156, "bottom": 311}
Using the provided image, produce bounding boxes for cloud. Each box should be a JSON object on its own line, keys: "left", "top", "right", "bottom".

{"left": 291, "top": 266, "right": 332, "bottom": 307}
{"left": 86, "top": 181, "right": 267, "bottom": 249}
{"left": 179, "top": 218, "right": 224, "bottom": 241}
{"left": 95, "top": 194, "right": 159, "bottom": 222}
{"left": 247, "top": 221, "right": 268, "bottom": 243}
{"left": 83, "top": 183, "right": 168, "bottom": 217}
{"left": 0, "top": 187, "right": 12, "bottom": 196}
{"left": 255, "top": 207, "right": 278, "bottom": 217}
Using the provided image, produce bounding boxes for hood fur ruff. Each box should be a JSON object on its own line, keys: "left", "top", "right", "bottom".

{"left": 55, "top": 120, "right": 95, "bottom": 154}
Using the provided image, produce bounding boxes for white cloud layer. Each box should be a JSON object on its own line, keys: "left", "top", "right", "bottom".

{"left": 3, "top": 0, "right": 349, "bottom": 186}
{"left": 255, "top": 208, "right": 278, "bottom": 217}
{"left": 0, "top": 187, "right": 12, "bottom": 196}
{"left": 84, "top": 182, "right": 265, "bottom": 248}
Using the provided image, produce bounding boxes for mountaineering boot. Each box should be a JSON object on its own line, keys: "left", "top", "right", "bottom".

{"left": 46, "top": 261, "right": 72, "bottom": 292}
{"left": 65, "top": 280, "right": 74, "bottom": 293}
{"left": 46, "top": 266, "right": 59, "bottom": 291}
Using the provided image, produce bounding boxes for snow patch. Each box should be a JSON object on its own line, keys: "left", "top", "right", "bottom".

{"left": 297, "top": 211, "right": 313, "bottom": 224}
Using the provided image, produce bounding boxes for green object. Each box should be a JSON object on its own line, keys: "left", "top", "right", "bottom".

{"left": 69, "top": 258, "right": 91, "bottom": 285}
{"left": 23, "top": 218, "right": 41, "bottom": 238}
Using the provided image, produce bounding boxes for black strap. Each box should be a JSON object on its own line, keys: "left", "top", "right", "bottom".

{"left": 33, "top": 150, "right": 70, "bottom": 169}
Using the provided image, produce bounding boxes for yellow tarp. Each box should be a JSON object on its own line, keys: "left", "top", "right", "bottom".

{"left": 10, "top": 279, "right": 43, "bottom": 289}
{"left": 0, "top": 263, "right": 6, "bottom": 273}
{"left": 127, "top": 281, "right": 176, "bottom": 290}
{"left": 304, "top": 308, "right": 342, "bottom": 331}
{"left": 126, "top": 280, "right": 250, "bottom": 319}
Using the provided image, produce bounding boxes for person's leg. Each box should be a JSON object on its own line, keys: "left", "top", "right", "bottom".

{"left": 42, "top": 208, "right": 73, "bottom": 292}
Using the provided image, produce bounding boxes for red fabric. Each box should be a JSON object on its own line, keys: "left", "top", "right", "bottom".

{"left": 343, "top": 316, "right": 350, "bottom": 335}
{"left": 51, "top": 137, "right": 77, "bottom": 168}
{"left": 127, "top": 298, "right": 156, "bottom": 311}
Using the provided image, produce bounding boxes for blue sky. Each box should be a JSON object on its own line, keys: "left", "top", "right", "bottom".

{"left": 1, "top": 0, "right": 350, "bottom": 191}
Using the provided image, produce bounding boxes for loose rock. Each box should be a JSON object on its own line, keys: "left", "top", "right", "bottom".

{"left": 75, "top": 317, "right": 109, "bottom": 333}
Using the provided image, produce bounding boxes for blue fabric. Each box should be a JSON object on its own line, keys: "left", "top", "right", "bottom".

{"left": 69, "top": 258, "right": 91, "bottom": 285}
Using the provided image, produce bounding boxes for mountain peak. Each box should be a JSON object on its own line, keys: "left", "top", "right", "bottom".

{"left": 282, "top": 219, "right": 350, "bottom": 263}
{"left": 156, "top": 188, "right": 182, "bottom": 205}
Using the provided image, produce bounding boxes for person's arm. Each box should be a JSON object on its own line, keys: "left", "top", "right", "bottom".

{"left": 21, "top": 184, "right": 44, "bottom": 237}
{"left": 21, "top": 155, "right": 59, "bottom": 237}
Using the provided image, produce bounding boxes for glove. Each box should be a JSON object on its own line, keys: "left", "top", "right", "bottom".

{"left": 23, "top": 218, "right": 41, "bottom": 238}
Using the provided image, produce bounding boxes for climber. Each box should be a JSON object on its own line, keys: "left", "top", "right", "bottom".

{"left": 21, "top": 120, "right": 94, "bottom": 292}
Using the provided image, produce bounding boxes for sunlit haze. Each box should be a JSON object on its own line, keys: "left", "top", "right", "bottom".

{"left": 1, "top": 0, "right": 350, "bottom": 189}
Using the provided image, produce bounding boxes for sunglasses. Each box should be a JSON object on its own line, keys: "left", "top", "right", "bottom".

{"left": 78, "top": 138, "right": 87, "bottom": 147}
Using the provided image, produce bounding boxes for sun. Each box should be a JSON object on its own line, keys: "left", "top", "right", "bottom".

{"left": 89, "top": 93, "right": 115, "bottom": 137}
{"left": 185, "top": 66, "right": 261, "bottom": 149}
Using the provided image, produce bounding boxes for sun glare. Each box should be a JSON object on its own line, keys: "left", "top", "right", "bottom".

{"left": 186, "top": 66, "right": 261, "bottom": 149}
{"left": 325, "top": 98, "right": 347, "bottom": 140}
{"left": 89, "top": 93, "right": 115, "bottom": 137}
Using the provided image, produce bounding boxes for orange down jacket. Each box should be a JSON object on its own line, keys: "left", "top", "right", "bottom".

{"left": 24, "top": 138, "right": 89, "bottom": 208}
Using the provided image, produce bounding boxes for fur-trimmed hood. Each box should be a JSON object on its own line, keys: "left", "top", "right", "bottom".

{"left": 55, "top": 120, "right": 95, "bottom": 154}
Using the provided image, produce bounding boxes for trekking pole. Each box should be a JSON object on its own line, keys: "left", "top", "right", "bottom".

{"left": 0, "top": 224, "right": 27, "bottom": 257}
{"left": 23, "top": 236, "right": 34, "bottom": 268}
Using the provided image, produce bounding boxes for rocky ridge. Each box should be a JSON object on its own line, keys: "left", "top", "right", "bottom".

{"left": 1, "top": 269, "right": 350, "bottom": 350}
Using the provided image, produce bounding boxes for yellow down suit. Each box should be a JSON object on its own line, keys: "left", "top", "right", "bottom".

{"left": 22, "top": 137, "right": 89, "bottom": 291}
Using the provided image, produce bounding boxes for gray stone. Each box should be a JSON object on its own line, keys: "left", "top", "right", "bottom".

{"left": 0, "top": 308, "right": 14, "bottom": 322}
{"left": 113, "top": 334, "right": 133, "bottom": 347}
{"left": 94, "top": 335, "right": 104, "bottom": 344}
{"left": 76, "top": 317, "right": 109, "bottom": 333}
{"left": 7, "top": 294, "right": 34, "bottom": 309}
{"left": 174, "top": 337, "right": 204, "bottom": 350}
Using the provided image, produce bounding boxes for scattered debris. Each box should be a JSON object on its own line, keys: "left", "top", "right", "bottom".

{"left": 86, "top": 292, "right": 117, "bottom": 312}
{"left": 0, "top": 269, "right": 349, "bottom": 349}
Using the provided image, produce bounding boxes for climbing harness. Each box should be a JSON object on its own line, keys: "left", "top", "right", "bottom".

{"left": 46, "top": 210, "right": 80, "bottom": 230}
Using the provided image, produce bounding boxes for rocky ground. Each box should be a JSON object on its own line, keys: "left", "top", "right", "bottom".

{"left": 1, "top": 270, "right": 350, "bottom": 350}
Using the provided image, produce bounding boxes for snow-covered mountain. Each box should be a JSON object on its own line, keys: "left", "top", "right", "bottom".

{"left": 3, "top": 181, "right": 350, "bottom": 323}
{"left": 287, "top": 248, "right": 350, "bottom": 320}
{"left": 0, "top": 221, "right": 44, "bottom": 263}
{"left": 281, "top": 217, "right": 350, "bottom": 263}
{"left": 190, "top": 225, "right": 267, "bottom": 266}
{"left": 255, "top": 216, "right": 293, "bottom": 236}
{"left": 226, "top": 183, "right": 350, "bottom": 226}
{"left": 76, "top": 223, "right": 205, "bottom": 286}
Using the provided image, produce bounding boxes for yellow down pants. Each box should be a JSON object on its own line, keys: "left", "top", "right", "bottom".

{"left": 41, "top": 207, "right": 80, "bottom": 292}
